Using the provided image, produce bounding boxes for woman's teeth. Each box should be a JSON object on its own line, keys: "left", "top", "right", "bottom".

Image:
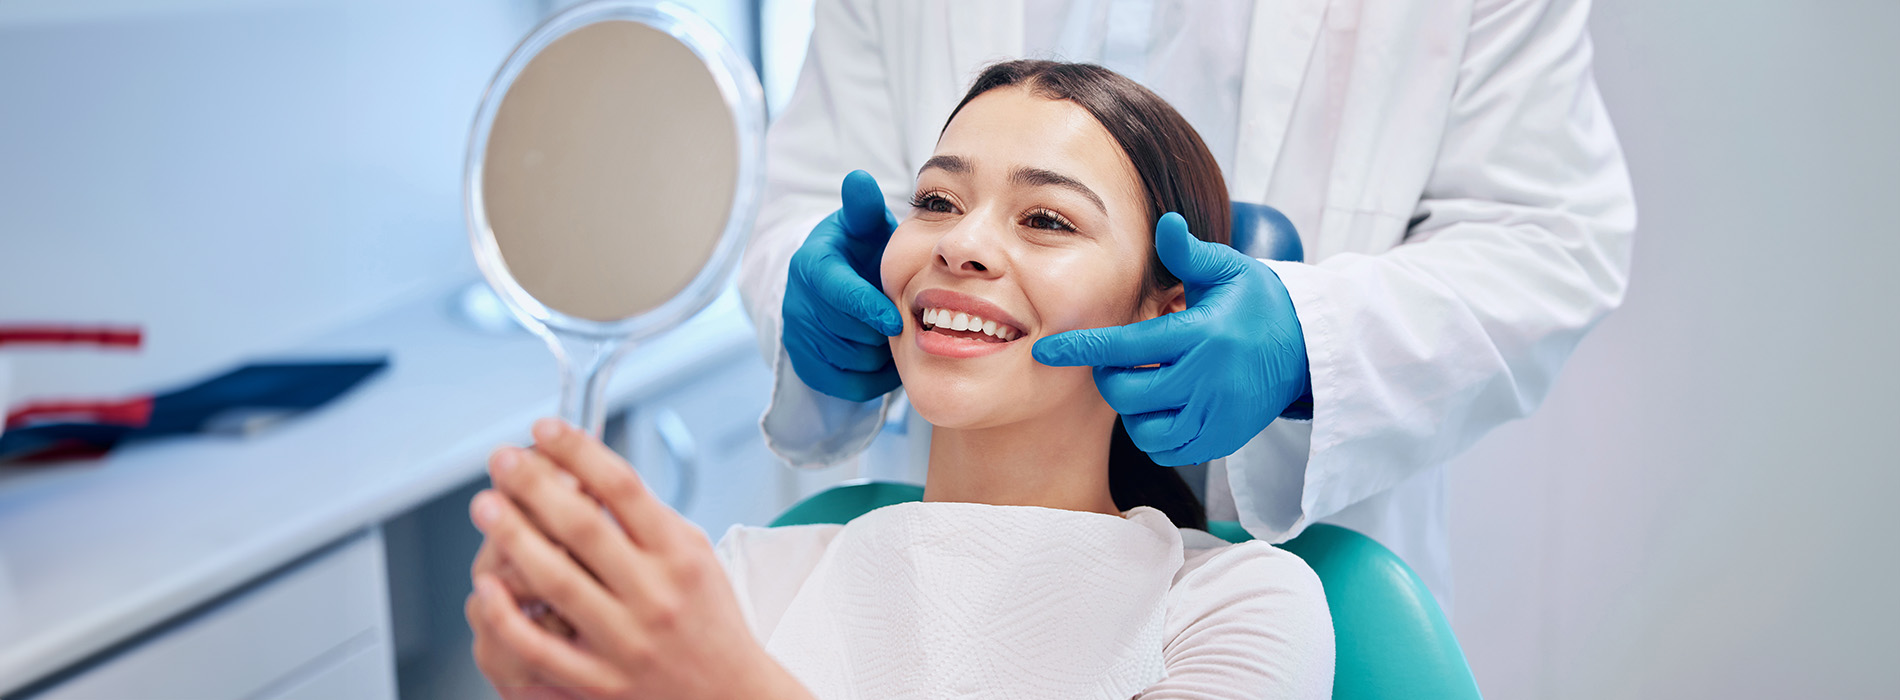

{"left": 920, "top": 308, "right": 1020, "bottom": 341}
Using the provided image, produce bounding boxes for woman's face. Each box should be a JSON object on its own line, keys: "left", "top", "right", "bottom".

{"left": 881, "top": 86, "right": 1172, "bottom": 430}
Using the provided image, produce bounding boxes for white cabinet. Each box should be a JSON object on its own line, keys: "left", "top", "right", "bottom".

{"left": 259, "top": 640, "right": 396, "bottom": 700}
{"left": 26, "top": 530, "right": 395, "bottom": 700}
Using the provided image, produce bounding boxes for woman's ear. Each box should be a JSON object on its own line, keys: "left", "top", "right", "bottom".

{"left": 1140, "top": 284, "right": 1188, "bottom": 322}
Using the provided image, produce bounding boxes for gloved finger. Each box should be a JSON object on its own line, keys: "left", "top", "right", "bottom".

{"left": 1150, "top": 394, "right": 1244, "bottom": 466}
{"left": 787, "top": 309, "right": 889, "bottom": 373}
{"left": 1032, "top": 313, "right": 1191, "bottom": 368}
{"left": 1154, "top": 212, "right": 1253, "bottom": 287}
{"left": 801, "top": 251, "right": 903, "bottom": 336}
{"left": 839, "top": 170, "right": 897, "bottom": 244}
{"left": 813, "top": 363, "right": 899, "bottom": 403}
{"left": 783, "top": 337, "right": 900, "bottom": 402}
{"left": 1122, "top": 408, "right": 1191, "bottom": 458}
{"left": 803, "top": 323, "right": 896, "bottom": 374}
{"left": 1149, "top": 421, "right": 1220, "bottom": 466}
{"left": 1152, "top": 432, "right": 1232, "bottom": 467}
{"left": 1124, "top": 388, "right": 1214, "bottom": 461}
{"left": 1093, "top": 365, "right": 1191, "bottom": 416}
{"left": 1149, "top": 444, "right": 1210, "bottom": 468}
{"left": 816, "top": 300, "right": 899, "bottom": 347}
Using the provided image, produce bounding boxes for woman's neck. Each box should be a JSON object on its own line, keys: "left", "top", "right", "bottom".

{"left": 921, "top": 405, "right": 1122, "bottom": 517}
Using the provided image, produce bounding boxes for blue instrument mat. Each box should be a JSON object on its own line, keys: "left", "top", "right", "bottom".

{"left": 0, "top": 358, "right": 389, "bottom": 464}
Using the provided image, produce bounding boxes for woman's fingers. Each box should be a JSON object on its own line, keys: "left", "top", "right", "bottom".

{"left": 471, "top": 490, "right": 628, "bottom": 646}
{"left": 529, "top": 418, "right": 695, "bottom": 552}
{"left": 488, "top": 444, "right": 654, "bottom": 599}
{"left": 469, "top": 584, "right": 588, "bottom": 700}
{"left": 468, "top": 590, "right": 535, "bottom": 687}
{"left": 473, "top": 537, "right": 536, "bottom": 597}
{"left": 471, "top": 574, "right": 629, "bottom": 698}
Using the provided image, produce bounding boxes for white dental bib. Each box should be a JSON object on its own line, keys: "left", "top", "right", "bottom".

{"left": 732, "top": 502, "right": 1185, "bottom": 700}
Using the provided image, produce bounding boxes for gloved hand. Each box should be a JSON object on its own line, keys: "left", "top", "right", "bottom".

{"left": 1033, "top": 213, "right": 1311, "bottom": 466}
{"left": 781, "top": 170, "right": 905, "bottom": 402}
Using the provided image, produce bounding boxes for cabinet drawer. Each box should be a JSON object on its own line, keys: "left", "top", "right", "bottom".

{"left": 28, "top": 530, "right": 395, "bottom": 700}
{"left": 257, "top": 636, "right": 395, "bottom": 700}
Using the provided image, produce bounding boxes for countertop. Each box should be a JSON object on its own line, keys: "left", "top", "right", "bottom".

{"left": 0, "top": 285, "right": 758, "bottom": 694}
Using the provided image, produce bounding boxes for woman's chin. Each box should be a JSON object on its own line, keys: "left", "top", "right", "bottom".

{"left": 903, "top": 383, "right": 1010, "bottom": 431}
{"left": 895, "top": 344, "right": 1095, "bottom": 431}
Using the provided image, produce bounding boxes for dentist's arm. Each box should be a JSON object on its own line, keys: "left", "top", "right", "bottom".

{"left": 1236, "top": 0, "right": 1635, "bottom": 535}
{"left": 780, "top": 171, "right": 904, "bottom": 402}
{"left": 1039, "top": 0, "right": 1634, "bottom": 542}
{"left": 738, "top": 0, "right": 915, "bottom": 467}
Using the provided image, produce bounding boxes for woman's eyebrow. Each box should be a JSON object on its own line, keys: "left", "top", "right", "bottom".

{"left": 1010, "top": 166, "right": 1106, "bottom": 215}
{"left": 919, "top": 154, "right": 971, "bottom": 175}
{"left": 917, "top": 156, "right": 1106, "bottom": 216}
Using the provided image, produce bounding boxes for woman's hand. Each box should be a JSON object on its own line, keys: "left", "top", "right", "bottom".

{"left": 466, "top": 418, "right": 813, "bottom": 700}
{"left": 468, "top": 538, "right": 583, "bottom": 699}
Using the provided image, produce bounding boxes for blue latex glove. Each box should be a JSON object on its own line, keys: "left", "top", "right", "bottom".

{"left": 1033, "top": 213, "right": 1312, "bottom": 466}
{"left": 781, "top": 170, "right": 906, "bottom": 402}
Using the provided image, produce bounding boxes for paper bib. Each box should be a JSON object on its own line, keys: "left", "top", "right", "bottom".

{"left": 764, "top": 502, "right": 1185, "bottom": 699}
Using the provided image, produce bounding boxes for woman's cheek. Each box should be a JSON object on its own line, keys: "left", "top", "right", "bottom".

{"left": 879, "top": 227, "right": 923, "bottom": 304}
{"left": 1026, "top": 263, "right": 1131, "bottom": 335}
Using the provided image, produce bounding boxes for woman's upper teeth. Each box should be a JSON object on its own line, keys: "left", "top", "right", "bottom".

{"left": 922, "top": 308, "right": 1019, "bottom": 340}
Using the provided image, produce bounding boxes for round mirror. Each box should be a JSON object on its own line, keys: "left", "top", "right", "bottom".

{"left": 466, "top": 1, "right": 764, "bottom": 436}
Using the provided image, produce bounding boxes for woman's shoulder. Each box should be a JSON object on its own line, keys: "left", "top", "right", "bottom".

{"left": 1145, "top": 533, "right": 1335, "bottom": 697}
{"left": 1172, "top": 531, "right": 1324, "bottom": 596}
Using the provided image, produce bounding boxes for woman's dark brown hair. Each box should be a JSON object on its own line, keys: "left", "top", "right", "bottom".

{"left": 943, "top": 59, "right": 1232, "bottom": 530}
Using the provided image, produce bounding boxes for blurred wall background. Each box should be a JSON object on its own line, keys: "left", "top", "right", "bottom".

{"left": 0, "top": 0, "right": 753, "bottom": 401}
{"left": 0, "top": 0, "right": 534, "bottom": 399}
{"left": 1446, "top": 1, "right": 1900, "bottom": 697}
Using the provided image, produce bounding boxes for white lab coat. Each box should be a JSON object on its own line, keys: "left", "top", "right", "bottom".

{"left": 737, "top": 0, "right": 1636, "bottom": 603}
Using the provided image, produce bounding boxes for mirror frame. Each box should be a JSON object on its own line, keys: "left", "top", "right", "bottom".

{"left": 463, "top": 0, "right": 766, "bottom": 343}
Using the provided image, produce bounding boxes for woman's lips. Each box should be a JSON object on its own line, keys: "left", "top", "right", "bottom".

{"left": 908, "top": 288, "right": 1029, "bottom": 359}
{"left": 915, "top": 324, "right": 1018, "bottom": 358}
{"left": 911, "top": 289, "right": 1027, "bottom": 338}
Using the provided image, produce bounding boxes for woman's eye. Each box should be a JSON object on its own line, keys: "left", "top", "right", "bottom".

{"left": 1022, "top": 209, "right": 1075, "bottom": 232}
{"left": 909, "top": 192, "right": 957, "bottom": 214}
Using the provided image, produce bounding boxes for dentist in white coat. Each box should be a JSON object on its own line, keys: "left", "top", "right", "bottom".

{"left": 738, "top": 0, "right": 1636, "bottom": 604}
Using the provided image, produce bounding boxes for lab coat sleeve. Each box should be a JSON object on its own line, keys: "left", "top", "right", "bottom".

{"left": 738, "top": 0, "right": 918, "bottom": 468}
{"left": 1233, "top": 0, "right": 1636, "bottom": 540}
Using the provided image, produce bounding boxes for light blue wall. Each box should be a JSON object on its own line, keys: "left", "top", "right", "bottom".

{"left": 0, "top": 0, "right": 763, "bottom": 404}
{"left": 0, "top": 0, "right": 537, "bottom": 399}
{"left": 1448, "top": 1, "right": 1900, "bottom": 697}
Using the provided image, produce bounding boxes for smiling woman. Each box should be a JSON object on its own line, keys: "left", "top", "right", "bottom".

{"left": 883, "top": 60, "right": 1235, "bottom": 531}
{"left": 723, "top": 60, "right": 1333, "bottom": 697}
{"left": 466, "top": 60, "right": 1332, "bottom": 700}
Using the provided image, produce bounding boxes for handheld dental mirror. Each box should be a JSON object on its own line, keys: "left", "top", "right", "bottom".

{"left": 466, "top": 1, "right": 764, "bottom": 439}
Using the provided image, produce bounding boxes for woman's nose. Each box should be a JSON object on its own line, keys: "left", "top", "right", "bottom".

{"left": 934, "top": 219, "right": 1005, "bottom": 278}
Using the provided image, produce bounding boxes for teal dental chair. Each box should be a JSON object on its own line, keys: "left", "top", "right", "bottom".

{"left": 772, "top": 481, "right": 1482, "bottom": 699}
